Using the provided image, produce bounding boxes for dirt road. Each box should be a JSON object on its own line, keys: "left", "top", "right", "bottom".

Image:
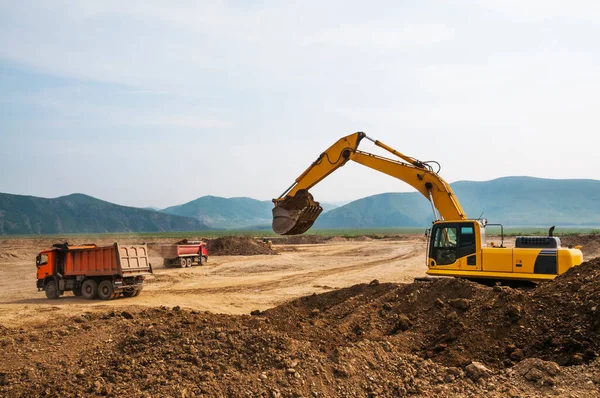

{"left": 0, "top": 236, "right": 427, "bottom": 327}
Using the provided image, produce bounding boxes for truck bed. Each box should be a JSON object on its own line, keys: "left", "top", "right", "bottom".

{"left": 158, "top": 242, "right": 205, "bottom": 259}
{"left": 63, "top": 243, "right": 151, "bottom": 277}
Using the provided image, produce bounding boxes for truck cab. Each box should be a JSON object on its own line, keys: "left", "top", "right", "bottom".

{"left": 36, "top": 250, "right": 56, "bottom": 289}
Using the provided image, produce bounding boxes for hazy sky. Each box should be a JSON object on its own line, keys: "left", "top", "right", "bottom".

{"left": 1, "top": 1, "right": 599, "bottom": 208}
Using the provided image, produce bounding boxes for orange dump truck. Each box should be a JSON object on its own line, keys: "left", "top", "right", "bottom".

{"left": 36, "top": 243, "right": 152, "bottom": 300}
{"left": 159, "top": 240, "right": 209, "bottom": 268}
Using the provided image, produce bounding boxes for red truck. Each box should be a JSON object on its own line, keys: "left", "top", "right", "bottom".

{"left": 160, "top": 239, "right": 209, "bottom": 268}
{"left": 36, "top": 242, "right": 152, "bottom": 300}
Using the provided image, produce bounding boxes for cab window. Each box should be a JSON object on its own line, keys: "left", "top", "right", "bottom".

{"left": 430, "top": 224, "right": 477, "bottom": 265}
{"left": 434, "top": 227, "right": 457, "bottom": 248}
{"left": 432, "top": 226, "right": 457, "bottom": 265}
{"left": 458, "top": 226, "right": 476, "bottom": 257}
{"left": 37, "top": 254, "right": 48, "bottom": 266}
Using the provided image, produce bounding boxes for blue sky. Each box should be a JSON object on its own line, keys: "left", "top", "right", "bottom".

{"left": 1, "top": 1, "right": 599, "bottom": 208}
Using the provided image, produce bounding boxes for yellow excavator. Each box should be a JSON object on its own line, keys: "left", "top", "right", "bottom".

{"left": 272, "top": 132, "right": 583, "bottom": 282}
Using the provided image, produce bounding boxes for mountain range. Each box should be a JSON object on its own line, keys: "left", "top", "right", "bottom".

{"left": 161, "top": 196, "right": 339, "bottom": 229}
{"left": 314, "top": 177, "right": 600, "bottom": 228}
{"left": 1, "top": 177, "right": 600, "bottom": 235}
{"left": 0, "top": 193, "right": 208, "bottom": 235}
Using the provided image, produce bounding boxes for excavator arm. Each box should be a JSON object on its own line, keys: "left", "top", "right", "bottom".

{"left": 272, "top": 132, "right": 467, "bottom": 235}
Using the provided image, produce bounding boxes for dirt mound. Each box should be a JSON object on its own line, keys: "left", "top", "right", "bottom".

{"left": 2, "top": 300, "right": 599, "bottom": 397}
{"left": 206, "top": 236, "right": 276, "bottom": 256}
{"left": 266, "top": 257, "right": 600, "bottom": 368}
{"left": 328, "top": 236, "right": 347, "bottom": 243}
{"left": 2, "top": 259, "right": 600, "bottom": 396}
{"left": 561, "top": 234, "right": 600, "bottom": 257}
{"left": 0, "top": 308, "right": 464, "bottom": 397}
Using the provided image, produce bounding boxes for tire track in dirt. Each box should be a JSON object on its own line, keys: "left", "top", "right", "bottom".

{"left": 144, "top": 243, "right": 426, "bottom": 296}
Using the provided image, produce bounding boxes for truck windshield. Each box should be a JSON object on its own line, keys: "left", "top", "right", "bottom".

{"left": 37, "top": 254, "right": 48, "bottom": 266}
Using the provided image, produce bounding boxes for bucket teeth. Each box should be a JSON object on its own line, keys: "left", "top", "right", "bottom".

{"left": 272, "top": 191, "right": 323, "bottom": 235}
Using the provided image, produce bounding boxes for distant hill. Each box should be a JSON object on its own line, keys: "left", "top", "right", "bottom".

{"left": 314, "top": 192, "right": 432, "bottom": 228}
{"left": 0, "top": 193, "right": 209, "bottom": 235}
{"left": 314, "top": 177, "right": 600, "bottom": 229}
{"left": 161, "top": 196, "right": 273, "bottom": 229}
{"left": 3, "top": 177, "right": 599, "bottom": 234}
{"left": 450, "top": 177, "right": 600, "bottom": 226}
{"left": 161, "top": 196, "right": 339, "bottom": 229}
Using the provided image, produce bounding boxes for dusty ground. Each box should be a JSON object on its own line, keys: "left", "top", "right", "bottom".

{"left": 0, "top": 235, "right": 427, "bottom": 326}
{"left": 0, "top": 234, "right": 599, "bottom": 397}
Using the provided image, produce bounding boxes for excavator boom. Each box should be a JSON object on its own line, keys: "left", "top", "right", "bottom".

{"left": 272, "top": 132, "right": 365, "bottom": 235}
{"left": 272, "top": 132, "right": 466, "bottom": 235}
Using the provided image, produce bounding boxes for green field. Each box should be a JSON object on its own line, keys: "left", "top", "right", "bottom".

{"left": 2, "top": 227, "right": 599, "bottom": 240}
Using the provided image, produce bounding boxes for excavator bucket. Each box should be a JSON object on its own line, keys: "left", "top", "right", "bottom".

{"left": 272, "top": 189, "right": 323, "bottom": 235}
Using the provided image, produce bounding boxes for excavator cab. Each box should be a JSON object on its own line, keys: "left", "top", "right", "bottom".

{"left": 428, "top": 221, "right": 479, "bottom": 267}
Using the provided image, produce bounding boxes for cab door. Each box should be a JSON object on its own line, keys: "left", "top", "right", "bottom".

{"left": 429, "top": 224, "right": 460, "bottom": 270}
{"left": 36, "top": 251, "right": 55, "bottom": 280}
{"left": 456, "top": 224, "right": 481, "bottom": 271}
{"left": 428, "top": 222, "right": 481, "bottom": 271}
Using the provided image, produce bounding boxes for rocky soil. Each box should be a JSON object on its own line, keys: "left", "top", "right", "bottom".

{"left": 2, "top": 256, "right": 600, "bottom": 397}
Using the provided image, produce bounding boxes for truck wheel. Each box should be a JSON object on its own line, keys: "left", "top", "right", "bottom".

{"left": 132, "top": 289, "right": 142, "bottom": 297}
{"left": 122, "top": 290, "right": 135, "bottom": 298}
{"left": 186, "top": 257, "right": 193, "bottom": 267}
{"left": 73, "top": 286, "right": 82, "bottom": 297}
{"left": 81, "top": 279, "right": 98, "bottom": 300}
{"left": 98, "top": 280, "right": 115, "bottom": 300}
{"left": 45, "top": 280, "right": 59, "bottom": 299}
{"left": 179, "top": 257, "right": 186, "bottom": 268}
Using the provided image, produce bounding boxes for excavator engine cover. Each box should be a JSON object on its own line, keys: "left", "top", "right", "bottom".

{"left": 272, "top": 189, "right": 323, "bottom": 235}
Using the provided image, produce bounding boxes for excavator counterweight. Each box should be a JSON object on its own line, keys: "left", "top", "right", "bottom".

{"left": 272, "top": 189, "right": 322, "bottom": 235}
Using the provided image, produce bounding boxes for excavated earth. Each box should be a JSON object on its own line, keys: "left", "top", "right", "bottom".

{"left": 561, "top": 235, "right": 600, "bottom": 258}
{"left": 2, "top": 253, "right": 600, "bottom": 396}
{"left": 206, "top": 236, "right": 277, "bottom": 256}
